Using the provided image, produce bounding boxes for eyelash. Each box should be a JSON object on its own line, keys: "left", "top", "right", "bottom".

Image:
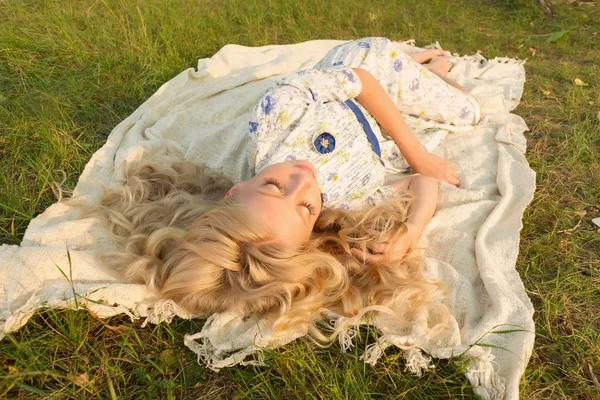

{"left": 264, "top": 178, "right": 284, "bottom": 192}
{"left": 264, "top": 178, "right": 315, "bottom": 215}
{"left": 300, "top": 201, "right": 316, "bottom": 215}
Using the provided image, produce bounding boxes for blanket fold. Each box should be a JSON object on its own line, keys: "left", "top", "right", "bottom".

{"left": 0, "top": 39, "right": 535, "bottom": 400}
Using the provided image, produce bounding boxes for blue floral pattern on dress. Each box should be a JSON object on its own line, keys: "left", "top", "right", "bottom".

{"left": 459, "top": 107, "right": 470, "bottom": 120}
{"left": 249, "top": 121, "right": 258, "bottom": 133}
{"left": 366, "top": 196, "right": 376, "bottom": 207}
{"left": 409, "top": 78, "right": 420, "bottom": 91}
{"left": 341, "top": 69, "right": 356, "bottom": 83}
{"left": 394, "top": 59, "right": 403, "bottom": 72}
{"left": 261, "top": 95, "right": 275, "bottom": 115}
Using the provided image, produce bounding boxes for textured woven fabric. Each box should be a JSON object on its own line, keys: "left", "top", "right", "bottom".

{"left": 0, "top": 40, "right": 534, "bottom": 400}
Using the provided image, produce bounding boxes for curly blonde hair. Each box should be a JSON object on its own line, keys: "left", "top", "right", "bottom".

{"left": 89, "top": 161, "right": 448, "bottom": 342}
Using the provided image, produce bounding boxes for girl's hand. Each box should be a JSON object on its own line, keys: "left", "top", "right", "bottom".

{"left": 412, "top": 153, "right": 459, "bottom": 186}
{"left": 351, "top": 174, "right": 438, "bottom": 265}
{"left": 350, "top": 222, "right": 421, "bottom": 264}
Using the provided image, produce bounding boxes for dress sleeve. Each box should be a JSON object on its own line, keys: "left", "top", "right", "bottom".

{"left": 277, "top": 67, "right": 362, "bottom": 103}
{"left": 247, "top": 67, "right": 362, "bottom": 170}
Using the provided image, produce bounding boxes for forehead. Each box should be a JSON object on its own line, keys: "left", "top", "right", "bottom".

{"left": 237, "top": 191, "right": 310, "bottom": 245}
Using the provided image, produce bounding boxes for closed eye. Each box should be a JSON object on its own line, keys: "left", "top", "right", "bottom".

{"left": 264, "top": 178, "right": 284, "bottom": 193}
{"left": 300, "top": 201, "right": 315, "bottom": 216}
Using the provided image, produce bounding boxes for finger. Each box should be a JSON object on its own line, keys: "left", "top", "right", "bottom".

{"left": 389, "top": 246, "right": 409, "bottom": 262}
{"left": 449, "top": 174, "right": 459, "bottom": 186}
{"left": 451, "top": 167, "right": 460, "bottom": 185}
{"left": 445, "top": 164, "right": 459, "bottom": 186}
{"left": 445, "top": 170, "right": 459, "bottom": 186}
{"left": 449, "top": 168, "right": 458, "bottom": 180}
{"left": 366, "top": 242, "right": 388, "bottom": 254}
{"left": 442, "top": 173, "right": 459, "bottom": 186}
{"left": 350, "top": 247, "right": 386, "bottom": 264}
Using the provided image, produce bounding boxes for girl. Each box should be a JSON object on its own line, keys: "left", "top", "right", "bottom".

{"left": 93, "top": 37, "right": 480, "bottom": 342}
{"left": 234, "top": 37, "right": 480, "bottom": 256}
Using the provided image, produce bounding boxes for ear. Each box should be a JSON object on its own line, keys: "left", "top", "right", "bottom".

{"left": 224, "top": 184, "right": 240, "bottom": 199}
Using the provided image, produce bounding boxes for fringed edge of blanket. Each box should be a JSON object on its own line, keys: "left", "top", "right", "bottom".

{"left": 178, "top": 308, "right": 508, "bottom": 400}
{"left": 182, "top": 322, "right": 506, "bottom": 400}
{"left": 0, "top": 284, "right": 191, "bottom": 340}
{"left": 458, "top": 53, "right": 527, "bottom": 66}
{"left": 416, "top": 39, "right": 527, "bottom": 66}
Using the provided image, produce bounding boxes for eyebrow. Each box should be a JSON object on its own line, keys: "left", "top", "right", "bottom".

{"left": 255, "top": 189, "right": 311, "bottom": 227}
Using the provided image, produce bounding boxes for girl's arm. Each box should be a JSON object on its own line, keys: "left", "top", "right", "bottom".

{"left": 352, "top": 68, "right": 459, "bottom": 186}
{"left": 351, "top": 175, "right": 438, "bottom": 264}
{"left": 388, "top": 175, "right": 438, "bottom": 240}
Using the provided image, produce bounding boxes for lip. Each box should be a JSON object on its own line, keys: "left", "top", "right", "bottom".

{"left": 296, "top": 164, "right": 316, "bottom": 180}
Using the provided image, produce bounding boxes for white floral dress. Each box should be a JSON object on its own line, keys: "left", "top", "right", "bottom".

{"left": 247, "top": 37, "right": 481, "bottom": 210}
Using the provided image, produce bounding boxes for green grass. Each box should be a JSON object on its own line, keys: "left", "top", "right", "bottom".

{"left": 1, "top": 0, "right": 599, "bottom": 398}
{"left": 1, "top": 311, "right": 474, "bottom": 399}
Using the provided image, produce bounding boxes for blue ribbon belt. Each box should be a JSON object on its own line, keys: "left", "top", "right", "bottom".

{"left": 344, "top": 99, "right": 382, "bottom": 158}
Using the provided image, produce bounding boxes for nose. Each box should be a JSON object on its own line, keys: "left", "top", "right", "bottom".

{"left": 287, "top": 171, "right": 313, "bottom": 197}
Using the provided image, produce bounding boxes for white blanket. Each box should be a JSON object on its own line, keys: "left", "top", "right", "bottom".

{"left": 0, "top": 40, "right": 535, "bottom": 400}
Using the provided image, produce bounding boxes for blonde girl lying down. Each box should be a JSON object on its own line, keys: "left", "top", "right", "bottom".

{"left": 90, "top": 37, "right": 481, "bottom": 342}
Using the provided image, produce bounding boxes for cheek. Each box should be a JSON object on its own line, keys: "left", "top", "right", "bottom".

{"left": 270, "top": 210, "right": 313, "bottom": 244}
{"left": 288, "top": 225, "right": 313, "bottom": 245}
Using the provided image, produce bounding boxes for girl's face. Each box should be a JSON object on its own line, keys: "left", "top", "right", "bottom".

{"left": 228, "top": 160, "right": 322, "bottom": 245}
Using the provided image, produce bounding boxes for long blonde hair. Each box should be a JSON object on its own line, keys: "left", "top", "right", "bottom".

{"left": 90, "top": 161, "right": 448, "bottom": 342}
